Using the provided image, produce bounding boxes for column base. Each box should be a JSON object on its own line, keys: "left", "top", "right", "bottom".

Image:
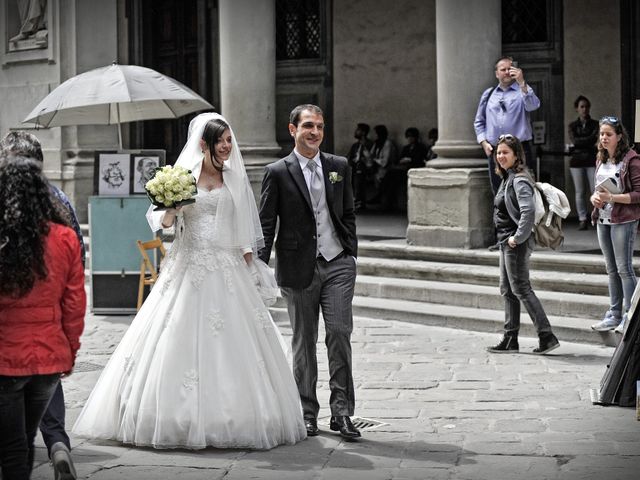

{"left": 407, "top": 167, "right": 494, "bottom": 249}
{"left": 239, "top": 143, "right": 281, "bottom": 205}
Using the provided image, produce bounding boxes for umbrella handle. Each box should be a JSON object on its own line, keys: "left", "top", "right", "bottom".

{"left": 116, "top": 102, "right": 122, "bottom": 150}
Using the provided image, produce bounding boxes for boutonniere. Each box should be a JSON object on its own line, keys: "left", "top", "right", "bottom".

{"left": 329, "top": 171, "right": 343, "bottom": 184}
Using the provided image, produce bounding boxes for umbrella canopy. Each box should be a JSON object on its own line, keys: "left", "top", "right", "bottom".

{"left": 23, "top": 63, "right": 214, "bottom": 147}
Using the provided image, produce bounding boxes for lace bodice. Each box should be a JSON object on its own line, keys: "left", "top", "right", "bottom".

{"left": 181, "top": 187, "right": 226, "bottom": 249}
{"left": 159, "top": 186, "right": 245, "bottom": 290}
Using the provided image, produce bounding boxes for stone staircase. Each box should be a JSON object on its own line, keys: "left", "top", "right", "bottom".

{"left": 270, "top": 240, "right": 620, "bottom": 347}
{"left": 83, "top": 221, "right": 619, "bottom": 347}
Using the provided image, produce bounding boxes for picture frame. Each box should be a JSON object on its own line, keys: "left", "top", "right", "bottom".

{"left": 132, "top": 155, "right": 161, "bottom": 194}
{"left": 95, "top": 152, "right": 131, "bottom": 196}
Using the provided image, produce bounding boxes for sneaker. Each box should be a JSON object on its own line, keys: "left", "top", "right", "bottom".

{"left": 487, "top": 335, "right": 519, "bottom": 353}
{"left": 614, "top": 314, "right": 628, "bottom": 334}
{"left": 591, "top": 316, "right": 621, "bottom": 331}
{"left": 533, "top": 333, "right": 560, "bottom": 355}
{"left": 50, "top": 442, "right": 77, "bottom": 480}
{"left": 578, "top": 220, "right": 589, "bottom": 230}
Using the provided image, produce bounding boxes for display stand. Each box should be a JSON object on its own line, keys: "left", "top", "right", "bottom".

{"left": 89, "top": 196, "right": 156, "bottom": 314}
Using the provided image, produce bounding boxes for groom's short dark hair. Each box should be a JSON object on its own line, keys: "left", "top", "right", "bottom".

{"left": 289, "top": 104, "right": 323, "bottom": 127}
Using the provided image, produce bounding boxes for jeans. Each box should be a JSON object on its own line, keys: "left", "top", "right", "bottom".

{"left": 500, "top": 236, "right": 552, "bottom": 335}
{"left": 570, "top": 167, "right": 595, "bottom": 221}
{"left": 39, "top": 381, "right": 70, "bottom": 456}
{"left": 597, "top": 221, "right": 638, "bottom": 316}
{"left": 0, "top": 374, "right": 60, "bottom": 480}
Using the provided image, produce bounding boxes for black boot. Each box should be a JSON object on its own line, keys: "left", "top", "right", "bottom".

{"left": 533, "top": 332, "right": 560, "bottom": 355}
{"left": 487, "top": 334, "right": 519, "bottom": 353}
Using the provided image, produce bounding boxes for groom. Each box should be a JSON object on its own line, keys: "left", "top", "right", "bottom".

{"left": 259, "top": 104, "right": 360, "bottom": 439}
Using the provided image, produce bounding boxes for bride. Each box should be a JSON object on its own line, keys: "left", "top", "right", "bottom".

{"left": 73, "top": 113, "right": 306, "bottom": 450}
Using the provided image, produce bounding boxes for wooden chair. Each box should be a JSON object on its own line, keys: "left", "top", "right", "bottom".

{"left": 136, "top": 237, "right": 166, "bottom": 310}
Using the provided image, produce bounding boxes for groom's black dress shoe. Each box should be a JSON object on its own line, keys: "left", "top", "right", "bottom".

{"left": 305, "top": 417, "right": 319, "bottom": 436}
{"left": 330, "top": 416, "right": 361, "bottom": 439}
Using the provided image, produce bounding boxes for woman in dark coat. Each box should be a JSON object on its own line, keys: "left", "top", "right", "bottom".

{"left": 568, "top": 95, "right": 599, "bottom": 230}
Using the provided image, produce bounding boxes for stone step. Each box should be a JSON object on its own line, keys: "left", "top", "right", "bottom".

{"left": 357, "top": 240, "right": 627, "bottom": 276}
{"left": 355, "top": 275, "right": 609, "bottom": 320}
{"left": 269, "top": 297, "right": 619, "bottom": 348}
{"left": 356, "top": 256, "right": 608, "bottom": 296}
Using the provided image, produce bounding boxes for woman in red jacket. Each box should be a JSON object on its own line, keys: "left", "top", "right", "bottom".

{"left": 0, "top": 155, "right": 86, "bottom": 480}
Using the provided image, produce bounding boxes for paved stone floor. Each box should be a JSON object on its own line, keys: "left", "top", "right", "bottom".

{"left": 31, "top": 311, "right": 639, "bottom": 480}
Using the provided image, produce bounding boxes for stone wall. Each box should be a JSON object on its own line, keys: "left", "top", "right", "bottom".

{"left": 563, "top": 0, "right": 621, "bottom": 219}
{"left": 563, "top": 0, "right": 621, "bottom": 133}
{"left": 332, "top": 0, "right": 437, "bottom": 157}
{"left": 0, "top": 0, "right": 120, "bottom": 222}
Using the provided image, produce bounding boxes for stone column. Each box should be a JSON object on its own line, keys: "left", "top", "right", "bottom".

{"left": 218, "top": 0, "right": 280, "bottom": 200}
{"left": 407, "top": 0, "right": 501, "bottom": 248}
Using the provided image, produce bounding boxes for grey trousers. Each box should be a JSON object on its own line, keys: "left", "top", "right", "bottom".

{"left": 500, "top": 236, "right": 552, "bottom": 336}
{"left": 281, "top": 253, "right": 357, "bottom": 419}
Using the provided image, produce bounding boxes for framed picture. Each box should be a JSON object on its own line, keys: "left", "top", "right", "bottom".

{"left": 95, "top": 152, "right": 131, "bottom": 196}
{"left": 129, "top": 150, "right": 166, "bottom": 195}
{"left": 132, "top": 155, "right": 161, "bottom": 194}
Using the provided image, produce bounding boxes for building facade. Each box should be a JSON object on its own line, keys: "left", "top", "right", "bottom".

{"left": 0, "top": 0, "right": 637, "bottom": 246}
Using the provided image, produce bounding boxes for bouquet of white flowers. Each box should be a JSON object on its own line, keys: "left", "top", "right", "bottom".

{"left": 145, "top": 165, "right": 197, "bottom": 210}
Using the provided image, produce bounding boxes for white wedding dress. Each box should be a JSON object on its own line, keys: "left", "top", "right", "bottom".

{"left": 73, "top": 186, "right": 306, "bottom": 450}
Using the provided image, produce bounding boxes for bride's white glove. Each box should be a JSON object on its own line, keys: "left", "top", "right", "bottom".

{"left": 247, "top": 261, "right": 261, "bottom": 287}
{"left": 248, "top": 258, "right": 280, "bottom": 307}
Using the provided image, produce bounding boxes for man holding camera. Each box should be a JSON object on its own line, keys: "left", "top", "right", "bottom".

{"left": 474, "top": 56, "right": 541, "bottom": 194}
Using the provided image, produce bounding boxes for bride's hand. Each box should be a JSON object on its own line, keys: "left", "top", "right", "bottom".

{"left": 161, "top": 207, "right": 182, "bottom": 228}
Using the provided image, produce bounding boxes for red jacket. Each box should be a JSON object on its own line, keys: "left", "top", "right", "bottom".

{"left": 0, "top": 223, "right": 86, "bottom": 376}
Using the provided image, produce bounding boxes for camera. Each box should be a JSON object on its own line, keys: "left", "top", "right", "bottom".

{"left": 511, "top": 60, "right": 518, "bottom": 68}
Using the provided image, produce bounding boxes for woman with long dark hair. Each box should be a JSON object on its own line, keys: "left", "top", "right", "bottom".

{"left": 0, "top": 155, "right": 85, "bottom": 480}
{"left": 73, "top": 113, "right": 306, "bottom": 450}
{"left": 589, "top": 116, "right": 640, "bottom": 333}
{"left": 486, "top": 134, "right": 560, "bottom": 355}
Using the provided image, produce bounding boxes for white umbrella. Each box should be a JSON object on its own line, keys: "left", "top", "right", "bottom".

{"left": 23, "top": 63, "right": 214, "bottom": 148}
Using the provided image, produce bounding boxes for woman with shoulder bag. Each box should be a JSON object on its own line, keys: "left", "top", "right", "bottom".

{"left": 486, "top": 134, "right": 560, "bottom": 355}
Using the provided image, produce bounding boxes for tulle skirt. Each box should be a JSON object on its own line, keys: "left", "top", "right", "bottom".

{"left": 73, "top": 253, "right": 306, "bottom": 450}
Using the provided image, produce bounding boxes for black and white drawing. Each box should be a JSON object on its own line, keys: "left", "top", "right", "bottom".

{"left": 132, "top": 155, "right": 160, "bottom": 194}
{"left": 97, "top": 153, "right": 130, "bottom": 196}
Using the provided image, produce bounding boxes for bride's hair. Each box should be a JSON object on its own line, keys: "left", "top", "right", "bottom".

{"left": 202, "top": 118, "right": 230, "bottom": 169}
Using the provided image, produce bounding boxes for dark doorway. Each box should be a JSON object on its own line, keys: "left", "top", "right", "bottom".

{"left": 502, "top": 0, "right": 564, "bottom": 187}
{"left": 275, "top": 0, "right": 333, "bottom": 155}
{"left": 128, "top": 0, "right": 218, "bottom": 164}
{"left": 621, "top": 0, "right": 639, "bottom": 144}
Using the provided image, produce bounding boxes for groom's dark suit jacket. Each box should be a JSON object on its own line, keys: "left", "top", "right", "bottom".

{"left": 258, "top": 151, "right": 357, "bottom": 289}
